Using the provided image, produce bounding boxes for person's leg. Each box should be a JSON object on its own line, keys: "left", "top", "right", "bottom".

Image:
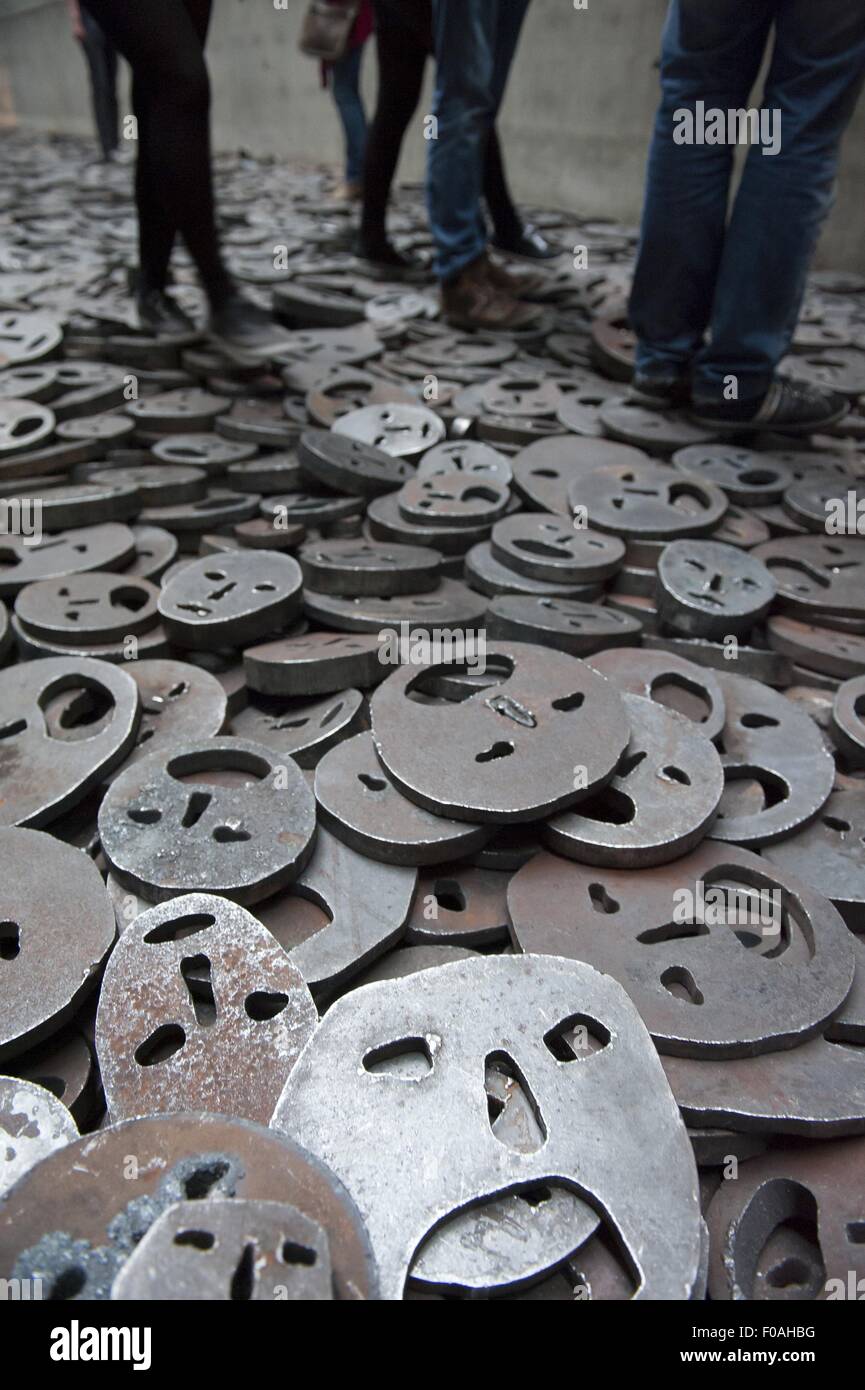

{"left": 360, "top": 0, "right": 430, "bottom": 259}
{"left": 79, "top": 9, "right": 118, "bottom": 159}
{"left": 82, "top": 0, "right": 230, "bottom": 308}
{"left": 427, "top": 0, "right": 498, "bottom": 284}
{"left": 628, "top": 0, "right": 772, "bottom": 391}
{"left": 693, "top": 0, "right": 865, "bottom": 406}
{"left": 482, "top": 126, "right": 522, "bottom": 246}
{"left": 331, "top": 45, "right": 368, "bottom": 187}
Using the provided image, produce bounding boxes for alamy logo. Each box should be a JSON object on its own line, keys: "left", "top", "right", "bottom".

{"left": 0, "top": 1277, "right": 43, "bottom": 1300}
{"left": 674, "top": 101, "right": 782, "bottom": 156}
{"left": 49, "top": 1321, "right": 152, "bottom": 1372}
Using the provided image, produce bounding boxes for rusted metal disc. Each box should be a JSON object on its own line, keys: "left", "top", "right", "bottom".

{"left": 315, "top": 731, "right": 491, "bottom": 866}
{"left": 491, "top": 513, "right": 625, "bottom": 583}
{"left": 98, "top": 736, "right": 316, "bottom": 905}
{"left": 111, "top": 1197, "right": 335, "bottom": 1300}
{"left": 298, "top": 539, "right": 441, "bottom": 597}
{"left": 832, "top": 675, "right": 865, "bottom": 766}
{"left": 508, "top": 842, "right": 855, "bottom": 1057}
{"left": 571, "top": 460, "right": 728, "bottom": 540}
{"left": 656, "top": 540, "right": 776, "bottom": 640}
{"left": 0, "top": 1076, "right": 78, "bottom": 1199}
{"left": 0, "top": 656, "right": 140, "bottom": 827}
{"left": 710, "top": 673, "right": 835, "bottom": 847}
{"left": 96, "top": 893, "right": 317, "bottom": 1125}
{"left": 0, "top": 1112, "right": 377, "bottom": 1299}
{"left": 15, "top": 572, "right": 161, "bottom": 645}
{"left": 370, "top": 642, "right": 631, "bottom": 824}
{"left": 485, "top": 596, "right": 642, "bottom": 655}
{"left": 159, "top": 550, "right": 303, "bottom": 650}
{"left": 244, "top": 631, "right": 386, "bottom": 697}
{"left": 587, "top": 647, "right": 726, "bottom": 742}
{"left": 545, "top": 694, "right": 724, "bottom": 866}
{"left": 231, "top": 688, "right": 366, "bottom": 767}
{"left": 705, "top": 1138, "right": 865, "bottom": 1300}
{"left": 0, "top": 827, "right": 116, "bottom": 1060}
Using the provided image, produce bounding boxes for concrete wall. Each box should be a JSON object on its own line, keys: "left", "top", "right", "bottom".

{"left": 1, "top": 0, "right": 863, "bottom": 271}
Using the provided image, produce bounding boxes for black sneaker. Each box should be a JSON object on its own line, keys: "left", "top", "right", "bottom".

{"left": 628, "top": 373, "right": 691, "bottom": 410}
{"left": 492, "top": 223, "right": 560, "bottom": 261}
{"left": 136, "top": 289, "right": 198, "bottom": 341}
{"left": 207, "top": 294, "right": 294, "bottom": 365}
{"left": 354, "top": 236, "right": 427, "bottom": 281}
{"left": 690, "top": 377, "right": 849, "bottom": 436}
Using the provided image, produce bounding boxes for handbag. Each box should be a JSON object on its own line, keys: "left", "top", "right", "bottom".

{"left": 298, "top": 0, "right": 361, "bottom": 63}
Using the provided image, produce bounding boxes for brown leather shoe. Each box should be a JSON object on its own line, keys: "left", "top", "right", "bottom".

{"left": 483, "top": 253, "right": 547, "bottom": 298}
{"left": 440, "top": 256, "right": 543, "bottom": 331}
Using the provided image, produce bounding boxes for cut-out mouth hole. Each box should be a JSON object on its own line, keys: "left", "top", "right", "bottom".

{"left": 135, "top": 1023, "right": 186, "bottom": 1067}
{"left": 433, "top": 879, "right": 466, "bottom": 913}
{"left": 544, "top": 1013, "right": 611, "bottom": 1061}
{"left": 358, "top": 772, "right": 387, "bottom": 792}
{"left": 0, "top": 921, "right": 20, "bottom": 961}
{"left": 144, "top": 912, "right": 216, "bottom": 945}
{"left": 0, "top": 719, "right": 27, "bottom": 741}
{"left": 128, "top": 807, "right": 162, "bottom": 826}
{"left": 244, "top": 991, "right": 289, "bottom": 1021}
{"left": 660, "top": 966, "right": 704, "bottom": 1005}
{"left": 577, "top": 785, "right": 635, "bottom": 825}
{"left": 212, "top": 824, "right": 251, "bottom": 843}
{"left": 766, "top": 1256, "right": 812, "bottom": 1290}
{"left": 650, "top": 674, "right": 711, "bottom": 726}
{"left": 363, "top": 1036, "right": 433, "bottom": 1079}
{"left": 588, "top": 882, "right": 619, "bottom": 914}
{"left": 476, "top": 741, "right": 514, "bottom": 763}
{"left": 174, "top": 1229, "right": 215, "bottom": 1250}
{"left": 183, "top": 1159, "right": 231, "bottom": 1201}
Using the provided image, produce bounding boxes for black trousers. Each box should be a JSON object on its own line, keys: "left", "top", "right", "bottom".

{"left": 361, "top": 0, "right": 522, "bottom": 248}
{"left": 81, "top": 0, "right": 230, "bottom": 304}
{"left": 80, "top": 8, "right": 118, "bottom": 160}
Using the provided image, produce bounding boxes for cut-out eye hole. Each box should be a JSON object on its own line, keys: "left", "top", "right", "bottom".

{"left": 135, "top": 1023, "right": 186, "bottom": 1067}
{"left": 847, "top": 1222, "right": 865, "bottom": 1245}
{"left": 245, "top": 991, "right": 289, "bottom": 1021}
{"left": 281, "top": 1242, "right": 317, "bottom": 1267}
{"left": 174, "top": 1229, "right": 215, "bottom": 1250}
{"left": 660, "top": 966, "right": 704, "bottom": 1005}
{"left": 433, "top": 879, "right": 466, "bottom": 913}
{"left": 363, "top": 1037, "right": 433, "bottom": 1079}
{"left": 661, "top": 765, "right": 691, "bottom": 786}
{"left": 128, "top": 807, "right": 162, "bottom": 825}
{"left": 144, "top": 912, "right": 216, "bottom": 944}
{"left": 552, "top": 691, "right": 585, "bottom": 713}
{"left": 212, "top": 825, "right": 251, "bottom": 843}
{"left": 544, "top": 1014, "right": 611, "bottom": 1062}
{"left": 824, "top": 816, "right": 851, "bottom": 834}
{"left": 740, "top": 713, "right": 780, "bottom": 730}
{"left": 0, "top": 921, "right": 21, "bottom": 960}
{"left": 617, "top": 749, "right": 647, "bottom": 780}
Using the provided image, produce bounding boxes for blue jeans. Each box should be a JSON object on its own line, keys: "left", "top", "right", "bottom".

{"left": 331, "top": 45, "right": 367, "bottom": 184}
{"left": 629, "top": 0, "right": 865, "bottom": 404}
{"left": 427, "top": 0, "right": 531, "bottom": 283}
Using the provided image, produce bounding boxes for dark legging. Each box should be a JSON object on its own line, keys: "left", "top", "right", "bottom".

{"left": 80, "top": 8, "right": 119, "bottom": 160}
{"left": 362, "top": 0, "right": 522, "bottom": 249}
{"left": 81, "top": 0, "right": 231, "bottom": 305}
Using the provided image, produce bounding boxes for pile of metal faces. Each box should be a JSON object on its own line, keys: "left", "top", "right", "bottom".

{"left": 1, "top": 131, "right": 865, "bottom": 1302}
